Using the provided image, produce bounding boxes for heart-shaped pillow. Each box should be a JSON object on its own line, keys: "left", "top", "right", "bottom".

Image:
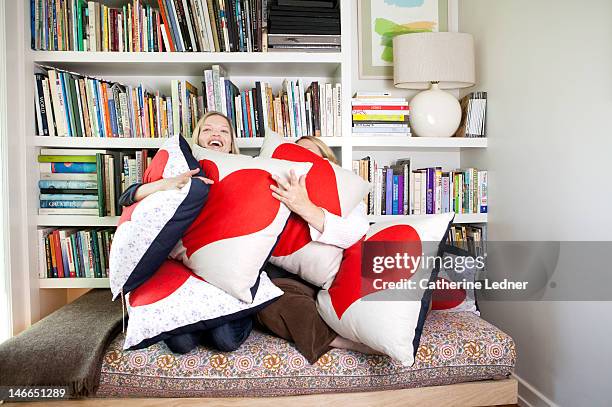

{"left": 258, "top": 130, "right": 370, "bottom": 287}
{"left": 316, "top": 213, "right": 454, "bottom": 366}
{"left": 109, "top": 135, "right": 209, "bottom": 299}
{"left": 124, "top": 259, "right": 283, "bottom": 350}
{"left": 170, "top": 146, "right": 311, "bottom": 303}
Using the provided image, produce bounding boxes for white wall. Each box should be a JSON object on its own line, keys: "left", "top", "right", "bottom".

{"left": 459, "top": 1, "right": 612, "bottom": 406}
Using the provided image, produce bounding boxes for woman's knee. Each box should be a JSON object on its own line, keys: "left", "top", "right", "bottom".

{"left": 209, "top": 317, "right": 253, "bottom": 352}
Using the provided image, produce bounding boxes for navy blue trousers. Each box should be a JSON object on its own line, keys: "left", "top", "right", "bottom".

{"left": 164, "top": 316, "right": 253, "bottom": 354}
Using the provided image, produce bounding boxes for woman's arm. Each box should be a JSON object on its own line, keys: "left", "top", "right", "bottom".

{"left": 270, "top": 170, "right": 369, "bottom": 249}
{"left": 307, "top": 202, "right": 369, "bottom": 249}
{"left": 118, "top": 169, "right": 213, "bottom": 206}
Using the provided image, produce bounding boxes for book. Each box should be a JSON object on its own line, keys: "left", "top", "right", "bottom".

{"left": 39, "top": 162, "right": 97, "bottom": 173}
{"left": 38, "top": 227, "right": 115, "bottom": 278}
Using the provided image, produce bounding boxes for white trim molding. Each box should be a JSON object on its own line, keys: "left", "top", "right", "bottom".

{"left": 0, "top": 0, "right": 14, "bottom": 342}
{"left": 513, "top": 373, "right": 560, "bottom": 407}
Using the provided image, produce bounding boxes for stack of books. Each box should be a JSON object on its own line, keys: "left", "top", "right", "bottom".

{"left": 34, "top": 67, "right": 200, "bottom": 138}
{"left": 38, "top": 148, "right": 152, "bottom": 217}
{"left": 351, "top": 93, "right": 410, "bottom": 136}
{"left": 204, "top": 65, "right": 342, "bottom": 137}
{"left": 447, "top": 224, "right": 486, "bottom": 257}
{"left": 354, "top": 157, "right": 487, "bottom": 216}
{"left": 455, "top": 91, "right": 488, "bottom": 138}
{"left": 31, "top": 0, "right": 271, "bottom": 52}
{"left": 267, "top": 0, "right": 340, "bottom": 52}
{"left": 38, "top": 227, "right": 114, "bottom": 279}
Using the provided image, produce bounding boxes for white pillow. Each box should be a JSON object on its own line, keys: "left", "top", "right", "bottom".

{"left": 170, "top": 145, "right": 311, "bottom": 303}
{"left": 317, "top": 213, "right": 454, "bottom": 365}
{"left": 259, "top": 130, "right": 369, "bottom": 287}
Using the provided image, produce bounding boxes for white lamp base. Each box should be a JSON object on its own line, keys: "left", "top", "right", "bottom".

{"left": 409, "top": 83, "right": 461, "bottom": 138}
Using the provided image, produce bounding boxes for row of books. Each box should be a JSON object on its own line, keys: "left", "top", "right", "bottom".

{"left": 35, "top": 67, "right": 200, "bottom": 138}
{"left": 354, "top": 157, "right": 488, "bottom": 216}
{"left": 446, "top": 224, "right": 486, "bottom": 258}
{"left": 267, "top": 1, "right": 340, "bottom": 52}
{"left": 31, "top": 0, "right": 272, "bottom": 52}
{"left": 351, "top": 93, "right": 411, "bottom": 136}
{"left": 205, "top": 67, "right": 341, "bottom": 138}
{"left": 38, "top": 227, "right": 115, "bottom": 279}
{"left": 38, "top": 148, "right": 152, "bottom": 217}
{"left": 455, "top": 91, "right": 487, "bottom": 138}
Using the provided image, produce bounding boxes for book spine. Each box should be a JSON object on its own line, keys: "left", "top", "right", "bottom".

{"left": 426, "top": 168, "right": 434, "bottom": 214}
{"left": 434, "top": 168, "right": 442, "bottom": 214}
{"left": 478, "top": 170, "right": 487, "bottom": 213}
{"left": 39, "top": 162, "right": 97, "bottom": 173}
{"left": 40, "top": 200, "right": 98, "bottom": 209}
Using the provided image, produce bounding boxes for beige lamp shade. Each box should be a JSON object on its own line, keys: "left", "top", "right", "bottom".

{"left": 393, "top": 32, "right": 475, "bottom": 90}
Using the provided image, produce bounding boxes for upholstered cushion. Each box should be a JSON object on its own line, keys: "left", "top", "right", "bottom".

{"left": 124, "top": 260, "right": 283, "bottom": 350}
{"left": 169, "top": 145, "right": 311, "bottom": 303}
{"left": 317, "top": 214, "right": 454, "bottom": 366}
{"left": 109, "top": 136, "right": 209, "bottom": 299}
{"left": 97, "top": 311, "right": 515, "bottom": 398}
{"left": 259, "top": 130, "right": 369, "bottom": 287}
{"left": 431, "top": 245, "right": 481, "bottom": 314}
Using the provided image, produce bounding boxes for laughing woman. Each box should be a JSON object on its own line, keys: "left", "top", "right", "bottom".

{"left": 118, "top": 111, "right": 251, "bottom": 354}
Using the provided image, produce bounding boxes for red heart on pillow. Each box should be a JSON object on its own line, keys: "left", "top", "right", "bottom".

{"left": 143, "top": 149, "right": 169, "bottom": 183}
{"left": 130, "top": 260, "right": 204, "bottom": 307}
{"left": 328, "top": 225, "right": 422, "bottom": 318}
{"left": 431, "top": 278, "right": 467, "bottom": 310}
{"left": 181, "top": 160, "right": 281, "bottom": 258}
{"left": 271, "top": 143, "right": 341, "bottom": 257}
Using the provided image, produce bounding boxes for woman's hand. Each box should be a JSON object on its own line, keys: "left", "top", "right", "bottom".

{"left": 270, "top": 170, "right": 325, "bottom": 232}
{"left": 133, "top": 169, "right": 214, "bottom": 202}
{"left": 162, "top": 168, "right": 214, "bottom": 191}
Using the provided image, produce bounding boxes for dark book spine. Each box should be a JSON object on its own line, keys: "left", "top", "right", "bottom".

{"left": 73, "top": 232, "right": 83, "bottom": 277}
{"left": 381, "top": 167, "right": 387, "bottom": 215}
{"left": 211, "top": 0, "right": 225, "bottom": 51}
{"left": 312, "top": 81, "right": 320, "bottom": 136}
{"left": 240, "top": 0, "right": 249, "bottom": 51}
{"left": 251, "top": 86, "right": 260, "bottom": 137}
{"left": 35, "top": 74, "right": 50, "bottom": 136}
{"left": 44, "top": 234, "right": 53, "bottom": 278}
{"left": 255, "top": 0, "right": 261, "bottom": 51}
{"left": 426, "top": 168, "right": 434, "bottom": 214}
{"left": 255, "top": 82, "right": 265, "bottom": 137}
{"left": 173, "top": 0, "right": 193, "bottom": 51}
{"left": 184, "top": 0, "right": 201, "bottom": 51}
{"left": 90, "top": 230, "right": 102, "bottom": 278}
{"left": 96, "top": 153, "right": 106, "bottom": 216}
{"left": 229, "top": 0, "right": 238, "bottom": 51}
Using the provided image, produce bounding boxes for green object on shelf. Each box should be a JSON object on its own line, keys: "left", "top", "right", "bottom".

{"left": 38, "top": 155, "right": 97, "bottom": 163}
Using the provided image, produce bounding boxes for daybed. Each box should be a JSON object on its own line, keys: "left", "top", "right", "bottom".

{"left": 1, "top": 292, "right": 517, "bottom": 406}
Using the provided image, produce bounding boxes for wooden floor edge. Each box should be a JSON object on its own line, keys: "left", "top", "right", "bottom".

{"left": 9, "top": 378, "right": 518, "bottom": 407}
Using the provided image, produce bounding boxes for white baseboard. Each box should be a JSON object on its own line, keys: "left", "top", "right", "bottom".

{"left": 512, "top": 373, "right": 560, "bottom": 407}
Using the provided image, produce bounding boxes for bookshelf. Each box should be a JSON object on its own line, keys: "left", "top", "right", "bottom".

{"left": 10, "top": 0, "right": 486, "bottom": 324}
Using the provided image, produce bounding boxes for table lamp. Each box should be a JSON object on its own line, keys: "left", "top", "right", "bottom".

{"left": 393, "top": 32, "right": 475, "bottom": 137}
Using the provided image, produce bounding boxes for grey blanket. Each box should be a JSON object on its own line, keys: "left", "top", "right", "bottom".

{"left": 0, "top": 289, "right": 123, "bottom": 398}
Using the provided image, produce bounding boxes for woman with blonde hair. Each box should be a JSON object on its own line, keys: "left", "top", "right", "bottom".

{"left": 118, "top": 111, "right": 253, "bottom": 354}
{"left": 257, "top": 136, "right": 379, "bottom": 364}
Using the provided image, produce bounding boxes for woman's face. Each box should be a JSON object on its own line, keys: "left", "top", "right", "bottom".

{"left": 296, "top": 138, "right": 323, "bottom": 158}
{"left": 198, "top": 115, "right": 233, "bottom": 153}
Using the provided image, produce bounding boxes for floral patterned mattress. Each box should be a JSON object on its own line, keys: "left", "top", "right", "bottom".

{"left": 95, "top": 311, "right": 515, "bottom": 398}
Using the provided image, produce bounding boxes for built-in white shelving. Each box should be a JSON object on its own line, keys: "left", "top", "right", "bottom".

{"left": 19, "top": 1, "right": 487, "bottom": 300}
